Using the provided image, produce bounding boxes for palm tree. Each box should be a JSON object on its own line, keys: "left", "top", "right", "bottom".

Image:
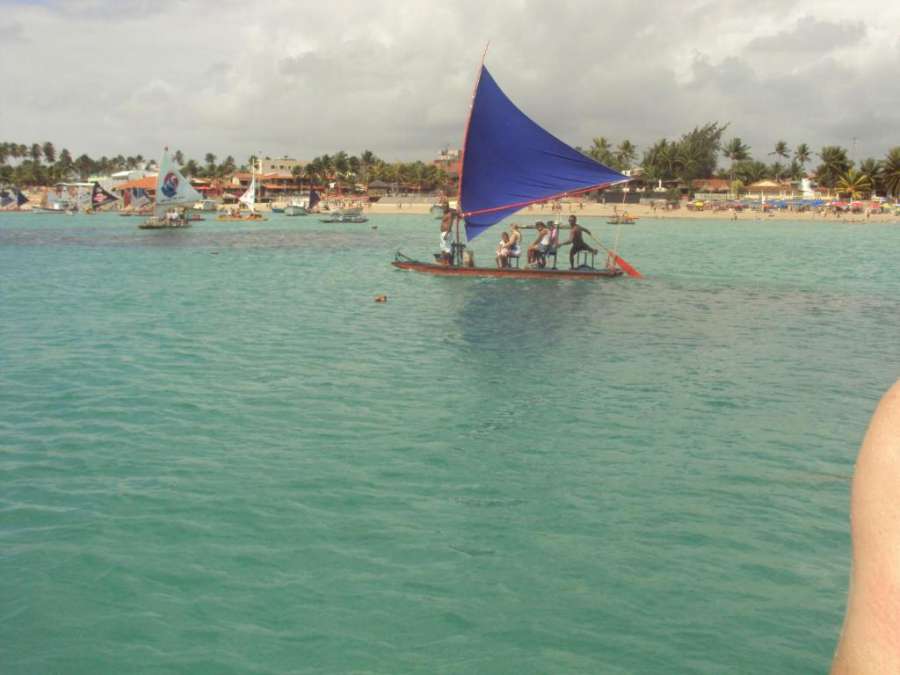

{"left": 57, "top": 148, "right": 73, "bottom": 179}
{"left": 333, "top": 151, "right": 350, "bottom": 187}
{"left": 882, "top": 147, "right": 900, "bottom": 198}
{"left": 174, "top": 149, "right": 185, "bottom": 165}
{"left": 640, "top": 139, "right": 674, "bottom": 181}
{"left": 615, "top": 140, "right": 637, "bottom": 171}
{"left": 75, "top": 154, "right": 93, "bottom": 180}
{"left": 291, "top": 164, "right": 305, "bottom": 188}
{"left": 815, "top": 146, "right": 852, "bottom": 189}
{"left": 41, "top": 142, "right": 56, "bottom": 165}
{"left": 858, "top": 158, "right": 883, "bottom": 195}
{"left": 304, "top": 161, "right": 319, "bottom": 186}
{"left": 770, "top": 140, "right": 789, "bottom": 162}
{"left": 734, "top": 160, "right": 768, "bottom": 184}
{"left": 722, "top": 137, "right": 750, "bottom": 180}
{"left": 204, "top": 153, "right": 217, "bottom": 177}
{"left": 30, "top": 143, "right": 42, "bottom": 165}
{"left": 770, "top": 161, "right": 785, "bottom": 181}
{"left": 588, "top": 137, "right": 615, "bottom": 166}
{"left": 183, "top": 159, "right": 200, "bottom": 178}
{"left": 794, "top": 143, "right": 811, "bottom": 171}
{"left": 836, "top": 169, "right": 872, "bottom": 200}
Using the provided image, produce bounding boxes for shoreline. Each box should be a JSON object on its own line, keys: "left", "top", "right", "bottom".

{"left": 8, "top": 200, "right": 899, "bottom": 225}
{"left": 363, "top": 201, "right": 900, "bottom": 224}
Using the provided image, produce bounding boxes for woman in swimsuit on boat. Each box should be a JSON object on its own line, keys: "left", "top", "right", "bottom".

{"left": 507, "top": 224, "right": 521, "bottom": 263}
{"left": 495, "top": 232, "right": 510, "bottom": 268}
{"left": 527, "top": 222, "right": 550, "bottom": 265}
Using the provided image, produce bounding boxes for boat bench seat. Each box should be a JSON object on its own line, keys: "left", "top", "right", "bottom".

{"left": 537, "top": 247, "right": 558, "bottom": 269}
{"left": 574, "top": 250, "right": 596, "bottom": 269}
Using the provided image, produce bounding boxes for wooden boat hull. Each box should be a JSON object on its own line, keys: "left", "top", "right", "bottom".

{"left": 321, "top": 215, "right": 368, "bottom": 223}
{"left": 392, "top": 258, "right": 622, "bottom": 280}
{"left": 139, "top": 222, "right": 191, "bottom": 230}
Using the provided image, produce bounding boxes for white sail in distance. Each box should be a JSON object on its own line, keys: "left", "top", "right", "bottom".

{"left": 238, "top": 174, "right": 256, "bottom": 210}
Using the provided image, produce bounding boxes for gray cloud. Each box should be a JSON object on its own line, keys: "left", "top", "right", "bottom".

{"left": 0, "top": 20, "right": 26, "bottom": 42}
{"left": 746, "top": 16, "right": 866, "bottom": 54}
{"left": 0, "top": 0, "right": 897, "bottom": 165}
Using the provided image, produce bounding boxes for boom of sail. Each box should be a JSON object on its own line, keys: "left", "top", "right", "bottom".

{"left": 459, "top": 66, "right": 629, "bottom": 240}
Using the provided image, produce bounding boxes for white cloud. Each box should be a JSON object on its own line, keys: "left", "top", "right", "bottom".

{"left": 0, "top": 0, "right": 897, "bottom": 165}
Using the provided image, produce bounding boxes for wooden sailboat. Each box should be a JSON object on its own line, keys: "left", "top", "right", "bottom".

{"left": 392, "top": 59, "right": 640, "bottom": 280}
{"left": 139, "top": 148, "right": 202, "bottom": 229}
{"left": 217, "top": 158, "right": 267, "bottom": 221}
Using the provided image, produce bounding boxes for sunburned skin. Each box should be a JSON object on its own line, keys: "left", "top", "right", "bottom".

{"left": 832, "top": 380, "right": 900, "bottom": 674}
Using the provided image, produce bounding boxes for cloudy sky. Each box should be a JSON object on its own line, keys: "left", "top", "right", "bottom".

{"left": 0, "top": 0, "right": 897, "bottom": 165}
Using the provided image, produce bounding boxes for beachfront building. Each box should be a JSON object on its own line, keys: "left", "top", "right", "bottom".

{"left": 226, "top": 171, "right": 307, "bottom": 202}
{"left": 259, "top": 157, "right": 306, "bottom": 175}
{"left": 433, "top": 147, "right": 460, "bottom": 182}
{"left": 745, "top": 180, "right": 800, "bottom": 200}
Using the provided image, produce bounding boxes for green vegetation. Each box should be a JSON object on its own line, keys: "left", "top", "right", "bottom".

{"left": 1, "top": 137, "right": 898, "bottom": 200}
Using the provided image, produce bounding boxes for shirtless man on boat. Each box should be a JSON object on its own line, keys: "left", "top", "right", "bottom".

{"left": 439, "top": 204, "right": 457, "bottom": 265}
{"left": 558, "top": 215, "right": 598, "bottom": 268}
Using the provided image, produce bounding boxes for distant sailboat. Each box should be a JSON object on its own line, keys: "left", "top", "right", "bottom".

{"left": 139, "top": 147, "right": 203, "bottom": 229}
{"left": 0, "top": 187, "right": 28, "bottom": 211}
{"left": 218, "top": 159, "right": 267, "bottom": 221}
{"left": 393, "top": 58, "right": 640, "bottom": 280}
{"left": 90, "top": 182, "right": 119, "bottom": 212}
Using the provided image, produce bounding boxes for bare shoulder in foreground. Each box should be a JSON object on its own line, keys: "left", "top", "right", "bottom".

{"left": 832, "top": 379, "right": 900, "bottom": 674}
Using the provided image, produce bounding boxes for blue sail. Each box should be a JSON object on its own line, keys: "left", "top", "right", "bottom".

{"left": 459, "top": 66, "right": 628, "bottom": 240}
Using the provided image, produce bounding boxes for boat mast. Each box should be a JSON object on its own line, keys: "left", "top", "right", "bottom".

{"left": 454, "top": 43, "right": 491, "bottom": 265}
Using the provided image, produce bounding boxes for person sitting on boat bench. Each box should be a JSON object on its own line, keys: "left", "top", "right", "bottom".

{"left": 558, "top": 215, "right": 597, "bottom": 268}
{"left": 527, "top": 221, "right": 550, "bottom": 266}
{"left": 495, "top": 231, "right": 510, "bottom": 268}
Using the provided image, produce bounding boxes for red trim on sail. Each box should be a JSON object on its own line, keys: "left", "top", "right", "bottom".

{"left": 457, "top": 54, "right": 488, "bottom": 210}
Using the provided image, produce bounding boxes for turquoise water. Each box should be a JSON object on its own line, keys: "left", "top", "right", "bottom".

{"left": 2, "top": 212, "right": 899, "bottom": 673}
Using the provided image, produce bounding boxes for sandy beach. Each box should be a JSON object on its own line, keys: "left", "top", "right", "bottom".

{"left": 364, "top": 198, "right": 900, "bottom": 225}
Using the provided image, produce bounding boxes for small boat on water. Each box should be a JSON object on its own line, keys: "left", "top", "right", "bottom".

{"left": 393, "top": 58, "right": 639, "bottom": 281}
{"left": 324, "top": 205, "right": 363, "bottom": 216}
{"left": 217, "top": 211, "right": 266, "bottom": 222}
{"left": 607, "top": 214, "right": 638, "bottom": 225}
{"left": 320, "top": 213, "right": 368, "bottom": 223}
{"left": 216, "top": 160, "right": 268, "bottom": 222}
{"left": 139, "top": 148, "right": 203, "bottom": 229}
{"left": 194, "top": 199, "right": 219, "bottom": 212}
{"left": 284, "top": 197, "right": 309, "bottom": 216}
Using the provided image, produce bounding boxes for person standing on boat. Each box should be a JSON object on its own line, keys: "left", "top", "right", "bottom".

{"left": 559, "top": 215, "right": 597, "bottom": 268}
{"left": 439, "top": 205, "right": 456, "bottom": 265}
